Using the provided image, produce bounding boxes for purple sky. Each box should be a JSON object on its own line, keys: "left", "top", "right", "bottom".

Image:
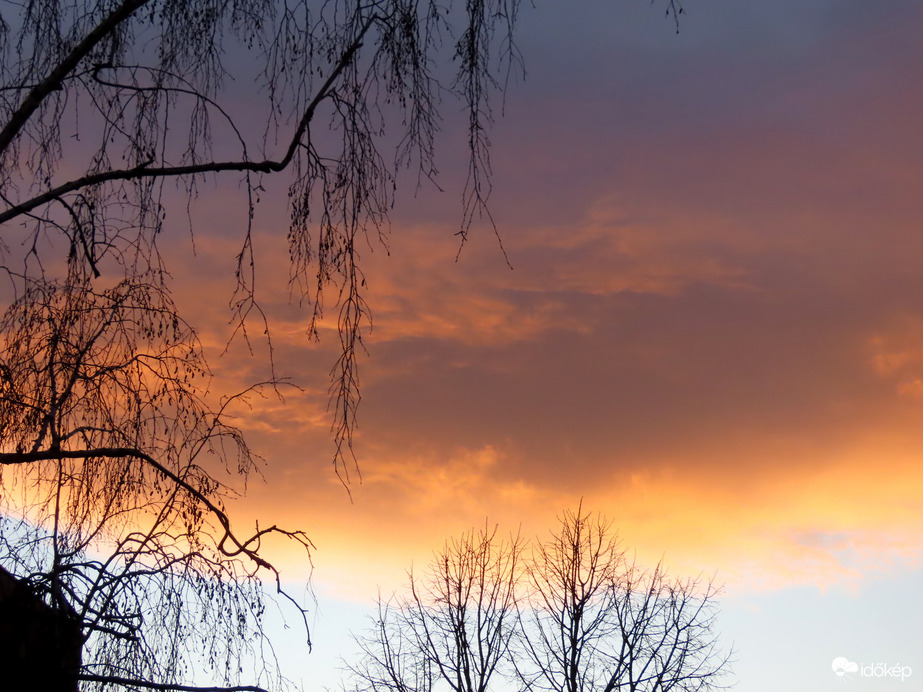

{"left": 151, "top": 0, "right": 923, "bottom": 688}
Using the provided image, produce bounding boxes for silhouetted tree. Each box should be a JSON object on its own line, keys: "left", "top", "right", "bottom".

{"left": 517, "top": 506, "right": 730, "bottom": 692}
{"left": 348, "top": 509, "right": 730, "bottom": 692}
{"left": 0, "top": 274, "right": 312, "bottom": 691}
{"left": 347, "top": 524, "right": 524, "bottom": 692}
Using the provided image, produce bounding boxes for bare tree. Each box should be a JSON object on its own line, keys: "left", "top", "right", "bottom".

{"left": 347, "top": 524, "right": 524, "bottom": 692}
{"left": 349, "top": 510, "right": 730, "bottom": 692}
{"left": 0, "top": 274, "right": 313, "bottom": 690}
{"left": 517, "top": 506, "right": 731, "bottom": 692}
{"left": 515, "top": 505, "right": 627, "bottom": 692}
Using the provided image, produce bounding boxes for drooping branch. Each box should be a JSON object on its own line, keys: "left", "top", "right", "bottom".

{"left": 0, "top": 13, "right": 378, "bottom": 228}
{"left": 0, "top": 158, "right": 282, "bottom": 225}
{"left": 77, "top": 674, "right": 271, "bottom": 692}
{"left": 0, "top": 0, "right": 152, "bottom": 155}
{"left": 0, "top": 445, "right": 308, "bottom": 572}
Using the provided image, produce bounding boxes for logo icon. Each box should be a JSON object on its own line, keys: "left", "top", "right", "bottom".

{"left": 833, "top": 657, "right": 859, "bottom": 678}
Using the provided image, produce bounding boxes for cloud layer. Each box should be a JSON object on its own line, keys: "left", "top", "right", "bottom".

{"left": 158, "top": 0, "right": 923, "bottom": 607}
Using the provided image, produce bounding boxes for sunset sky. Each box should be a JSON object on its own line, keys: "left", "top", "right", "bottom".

{"left": 160, "top": 0, "right": 923, "bottom": 689}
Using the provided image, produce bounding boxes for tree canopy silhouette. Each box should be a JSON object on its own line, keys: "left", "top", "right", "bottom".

{"left": 517, "top": 506, "right": 729, "bottom": 692}
{"left": 348, "top": 524, "right": 524, "bottom": 692}
{"left": 347, "top": 509, "right": 730, "bottom": 692}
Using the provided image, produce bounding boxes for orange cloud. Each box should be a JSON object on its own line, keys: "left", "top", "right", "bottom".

{"left": 867, "top": 319, "right": 923, "bottom": 401}
{"left": 226, "top": 423, "right": 923, "bottom": 605}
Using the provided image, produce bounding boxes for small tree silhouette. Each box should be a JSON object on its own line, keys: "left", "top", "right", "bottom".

{"left": 348, "top": 524, "right": 524, "bottom": 692}
{"left": 518, "top": 506, "right": 731, "bottom": 692}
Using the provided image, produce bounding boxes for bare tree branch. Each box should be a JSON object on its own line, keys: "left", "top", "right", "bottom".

{"left": 0, "top": 0, "right": 151, "bottom": 154}
{"left": 78, "top": 673, "right": 271, "bottom": 692}
{"left": 349, "top": 510, "right": 730, "bottom": 692}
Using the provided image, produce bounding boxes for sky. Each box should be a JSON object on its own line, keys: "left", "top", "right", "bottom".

{"left": 159, "top": 0, "right": 923, "bottom": 690}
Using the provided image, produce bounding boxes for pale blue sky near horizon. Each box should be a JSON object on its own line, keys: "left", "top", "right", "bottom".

{"left": 267, "top": 565, "right": 923, "bottom": 691}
